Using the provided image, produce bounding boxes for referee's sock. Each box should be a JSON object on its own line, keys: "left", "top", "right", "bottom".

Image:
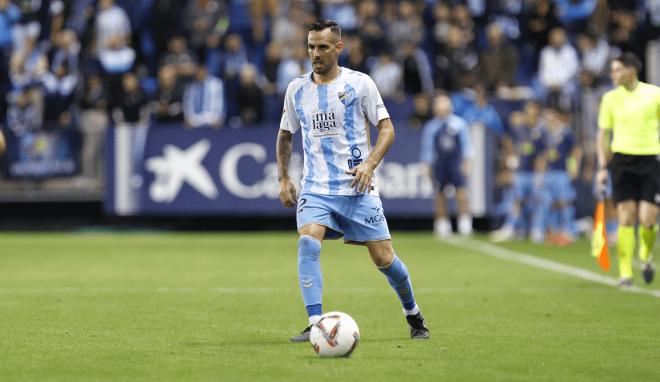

{"left": 639, "top": 224, "right": 658, "bottom": 262}
{"left": 617, "top": 226, "right": 635, "bottom": 279}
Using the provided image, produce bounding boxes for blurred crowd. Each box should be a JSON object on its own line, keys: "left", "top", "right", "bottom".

{"left": 0, "top": 0, "right": 659, "bottom": 234}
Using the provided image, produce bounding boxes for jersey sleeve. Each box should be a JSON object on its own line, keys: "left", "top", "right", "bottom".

{"left": 361, "top": 76, "right": 390, "bottom": 126}
{"left": 279, "top": 82, "right": 302, "bottom": 134}
{"left": 597, "top": 92, "right": 613, "bottom": 130}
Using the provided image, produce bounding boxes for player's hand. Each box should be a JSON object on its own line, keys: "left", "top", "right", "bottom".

{"left": 596, "top": 168, "right": 608, "bottom": 192}
{"left": 461, "top": 160, "right": 472, "bottom": 177}
{"left": 279, "top": 178, "right": 298, "bottom": 208}
{"left": 346, "top": 160, "right": 376, "bottom": 193}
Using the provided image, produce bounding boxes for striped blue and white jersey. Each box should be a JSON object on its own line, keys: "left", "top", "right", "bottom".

{"left": 280, "top": 67, "right": 390, "bottom": 196}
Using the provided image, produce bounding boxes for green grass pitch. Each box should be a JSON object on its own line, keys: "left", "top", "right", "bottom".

{"left": 1, "top": 232, "right": 659, "bottom": 381}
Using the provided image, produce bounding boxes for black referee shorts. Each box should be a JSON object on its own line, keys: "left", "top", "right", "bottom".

{"left": 607, "top": 153, "right": 660, "bottom": 205}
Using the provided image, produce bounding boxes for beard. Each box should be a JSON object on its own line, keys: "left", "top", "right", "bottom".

{"left": 313, "top": 60, "right": 331, "bottom": 74}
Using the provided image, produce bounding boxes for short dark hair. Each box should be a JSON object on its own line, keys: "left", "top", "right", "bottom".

{"left": 613, "top": 52, "right": 642, "bottom": 73}
{"left": 307, "top": 19, "right": 341, "bottom": 38}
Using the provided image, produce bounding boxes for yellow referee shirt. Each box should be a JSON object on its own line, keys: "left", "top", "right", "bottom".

{"left": 598, "top": 81, "right": 660, "bottom": 155}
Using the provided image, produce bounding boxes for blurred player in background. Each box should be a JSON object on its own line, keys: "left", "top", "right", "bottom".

{"left": 491, "top": 101, "right": 548, "bottom": 243}
{"left": 276, "top": 20, "right": 429, "bottom": 342}
{"left": 421, "top": 93, "right": 473, "bottom": 238}
{"left": 543, "top": 106, "right": 581, "bottom": 245}
{"left": 597, "top": 53, "right": 660, "bottom": 287}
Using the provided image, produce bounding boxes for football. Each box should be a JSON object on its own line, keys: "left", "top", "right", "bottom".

{"left": 310, "top": 311, "right": 360, "bottom": 358}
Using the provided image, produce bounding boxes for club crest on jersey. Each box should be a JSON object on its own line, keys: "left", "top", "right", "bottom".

{"left": 338, "top": 91, "right": 349, "bottom": 101}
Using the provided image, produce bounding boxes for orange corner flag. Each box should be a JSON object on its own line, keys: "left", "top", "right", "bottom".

{"left": 591, "top": 200, "right": 610, "bottom": 271}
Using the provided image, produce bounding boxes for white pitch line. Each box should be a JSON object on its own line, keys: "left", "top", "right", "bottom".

{"left": 446, "top": 237, "right": 660, "bottom": 299}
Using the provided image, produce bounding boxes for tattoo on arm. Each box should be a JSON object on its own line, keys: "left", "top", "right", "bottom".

{"left": 277, "top": 130, "right": 293, "bottom": 181}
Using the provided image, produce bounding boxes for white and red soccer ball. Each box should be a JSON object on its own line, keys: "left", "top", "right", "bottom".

{"left": 310, "top": 311, "right": 360, "bottom": 358}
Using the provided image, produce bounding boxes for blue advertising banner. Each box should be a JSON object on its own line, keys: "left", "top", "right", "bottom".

{"left": 2, "top": 127, "right": 79, "bottom": 179}
{"left": 106, "top": 122, "right": 497, "bottom": 217}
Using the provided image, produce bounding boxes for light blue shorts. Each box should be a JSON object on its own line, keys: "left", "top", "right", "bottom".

{"left": 296, "top": 192, "right": 392, "bottom": 244}
{"left": 544, "top": 171, "right": 576, "bottom": 202}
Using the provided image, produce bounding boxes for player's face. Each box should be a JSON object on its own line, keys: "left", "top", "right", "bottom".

{"left": 610, "top": 60, "right": 633, "bottom": 87}
{"left": 433, "top": 96, "right": 452, "bottom": 118}
{"left": 308, "top": 29, "right": 343, "bottom": 75}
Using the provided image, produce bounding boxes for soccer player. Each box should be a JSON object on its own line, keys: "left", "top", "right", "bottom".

{"left": 420, "top": 93, "right": 473, "bottom": 237}
{"left": 543, "top": 106, "right": 580, "bottom": 245}
{"left": 491, "top": 103, "right": 548, "bottom": 243}
{"left": 596, "top": 53, "right": 660, "bottom": 287}
{"left": 276, "top": 20, "right": 429, "bottom": 341}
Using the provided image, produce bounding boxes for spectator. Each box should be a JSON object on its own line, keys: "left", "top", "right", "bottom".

{"left": 183, "top": 65, "right": 225, "bottom": 129}
{"left": 276, "top": 45, "right": 308, "bottom": 96}
{"left": 235, "top": 64, "right": 264, "bottom": 125}
{"left": 399, "top": 40, "right": 433, "bottom": 96}
{"left": 48, "top": 29, "right": 80, "bottom": 78}
{"left": 370, "top": 52, "right": 403, "bottom": 100}
{"left": 42, "top": 59, "right": 78, "bottom": 128}
{"left": 434, "top": 24, "right": 479, "bottom": 92}
{"left": 153, "top": 65, "right": 184, "bottom": 123}
{"left": 221, "top": 33, "right": 248, "bottom": 84}
{"left": 151, "top": 0, "right": 185, "bottom": 58}
{"left": 9, "top": 35, "right": 48, "bottom": 89}
{"left": 462, "top": 84, "right": 505, "bottom": 137}
{"left": 538, "top": 27, "right": 579, "bottom": 110}
{"left": 480, "top": 23, "right": 519, "bottom": 92}
{"left": 430, "top": 2, "right": 451, "bottom": 51}
{"left": 321, "top": 0, "right": 358, "bottom": 34}
{"left": 95, "top": 0, "right": 131, "bottom": 53}
{"left": 271, "top": 2, "right": 309, "bottom": 58}
{"left": 577, "top": 30, "right": 612, "bottom": 88}
{"left": 182, "top": 0, "right": 225, "bottom": 58}
{"left": 344, "top": 36, "right": 368, "bottom": 74}
{"left": 1, "top": 0, "right": 20, "bottom": 116}
{"left": 79, "top": 73, "right": 109, "bottom": 178}
{"left": 12, "top": 0, "right": 48, "bottom": 50}
{"left": 388, "top": 1, "right": 424, "bottom": 48}
{"left": 160, "top": 36, "right": 197, "bottom": 81}
{"left": 99, "top": 36, "right": 135, "bottom": 111}
{"left": 554, "top": 0, "right": 597, "bottom": 34}
{"left": 262, "top": 42, "right": 280, "bottom": 95}
{"left": 523, "top": 0, "right": 560, "bottom": 64}
{"left": 357, "top": 0, "right": 388, "bottom": 57}
{"left": 112, "top": 72, "right": 149, "bottom": 126}
{"left": 7, "top": 90, "right": 42, "bottom": 136}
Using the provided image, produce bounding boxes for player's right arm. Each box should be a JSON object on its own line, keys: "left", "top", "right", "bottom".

{"left": 596, "top": 92, "right": 613, "bottom": 189}
{"left": 277, "top": 83, "right": 302, "bottom": 208}
{"left": 277, "top": 129, "right": 297, "bottom": 208}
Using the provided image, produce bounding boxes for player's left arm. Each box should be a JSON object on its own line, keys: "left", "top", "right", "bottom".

{"left": 0, "top": 129, "right": 5, "bottom": 155}
{"left": 458, "top": 120, "right": 474, "bottom": 176}
{"left": 348, "top": 118, "right": 395, "bottom": 193}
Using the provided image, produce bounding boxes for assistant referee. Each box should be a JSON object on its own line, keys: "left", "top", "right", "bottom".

{"left": 597, "top": 52, "right": 660, "bottom": 287}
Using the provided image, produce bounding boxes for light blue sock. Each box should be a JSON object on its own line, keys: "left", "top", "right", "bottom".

{"left": 298, "top": 235, "right": 323, "bottom": 317}
{"left": 378, "top": 256, "right": 416, "bottom": 311}
{"left": 560, "top": 204, "right": 576, "bottom": 236}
